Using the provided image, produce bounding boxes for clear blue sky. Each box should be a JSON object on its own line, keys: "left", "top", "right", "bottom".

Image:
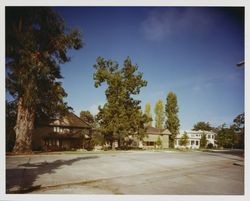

{"left": 53, "top": 7, "right": 244, "bottom": 130}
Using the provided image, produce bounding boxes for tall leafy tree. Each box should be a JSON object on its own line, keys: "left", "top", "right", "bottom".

{"left": 6, "top": 7, "right": 82, "bottom": 153}
{"left": 144, "top": 102, "right": 152, "bottom": 127}
{"left": 93, "top": 57, "right": 148, "bottom": 148}
{"left": 154, "top": 99, "right": 164, "bottom": 129}
{"left": 165, "top": 92, "right": 180, "bottom": 148}
{"left": 200, "top": 132, "right": 207, "bottom": 148}
{"left": 193, "top": 121, "right": 212, "bottom": 131}
{"left": 179, "top": 131, "right": 189, "bottom": 146}
{"left": 233, "top": 113, "right": 244, "bottom": 148}
{"left": 216, "top": 124, "right": 235, "bottom": 149}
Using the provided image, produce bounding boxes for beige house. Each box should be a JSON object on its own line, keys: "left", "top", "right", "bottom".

{"left": 142, "top": 127, "right": 171, "bottom": 149}
{"left": 32, "top": 112, "right": 91, "bottom": 151}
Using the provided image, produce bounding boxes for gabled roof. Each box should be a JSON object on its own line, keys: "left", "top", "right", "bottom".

{"left": 146, "top": 126, "right": 171, "bottom": 135}
{"left": 39, "top": 112, "right": 91, "bottom": 129}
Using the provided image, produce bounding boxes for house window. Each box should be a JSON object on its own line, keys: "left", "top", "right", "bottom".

{"left": 207, "top": 135, "right": 211, "bottom": 139}
{"left": 212, "top": 135, "right": 214, "bottom": 139}
{"left": 196, "top": 141, "right": 199, "bottom": 146}
{"left": 191, "top": 140, "right": 194, "bottom": 145}
{"left": 146, "top": 141, "right": 155, "bottom": 146}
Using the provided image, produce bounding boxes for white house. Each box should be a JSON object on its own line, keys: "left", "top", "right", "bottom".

{"left": 175, "top": 130, "right": 216, "bottom": 149}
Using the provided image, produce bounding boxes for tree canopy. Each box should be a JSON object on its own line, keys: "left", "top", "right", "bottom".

{"left": 154, "top": 99, "right": 164, "bottom": 129}
{"left": 93, "top": 57, "right": 149, "bottom": 148}
{"left": 165, "top": 92, "right": 180, "bottom": 148}
{"left": 80, "top": 110, "right": 95, "bottom": 126}
{"left": 144, "top": 102, "right": 153, "bottom": 127}
{"left": 200, "top": 132, "right": 207, "bottom": 148}
{"left": 179, "top": 131, "right": 189, "bottom": 146}
{"left": 192, "top": 122, "right": 212, "bottom": 131}
{"left": 6, "top": 7, "right": 82, "bottom": 153}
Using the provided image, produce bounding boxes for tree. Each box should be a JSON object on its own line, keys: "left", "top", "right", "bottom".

{"left": 179, "top": 131, "right": 189, "bottom": 146}
{"left": 144, "top": 102, "right": 152, "bottom": 127}
{"left": 193, "top": 122, "right": 212, "bottom": 131}
{"left": 156, "top": 136, "right": 162, "bottom": 149}
{"left": 165, "top": 92, "right": 180, "bottom": 148}
{"left": 93, "top": 57, "right": 149, "bottom": 149}
{"left": 79, "top": 110, "right": 96, "bottom": 150}
{"left": 200, "top": 132, "right": 207, "bottom": 148}
{"left": 6, "top": 7, "right": 82, "bottom": 153}
{"left": 216, "top": 124, "right": 235, "bottom": 149}
{"left": 80, "top": 110, "right": 95, "bottom": 126}
{"left": 154, "top": 99, "right": 164, "bottom": 129}
{"left": 6, "top": 101, "right": 17, "bottom": 152}
{"left": 233, "top": 113, "right": 244, "bottom": 148}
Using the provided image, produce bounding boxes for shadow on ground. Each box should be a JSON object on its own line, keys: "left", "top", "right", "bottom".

{"left": 6, "top": 156, "right": 98, "bottom": 193}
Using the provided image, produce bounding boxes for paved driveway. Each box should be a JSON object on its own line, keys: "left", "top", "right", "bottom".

{"left": 6, "top": 150, "right": 244, "bottom": 194}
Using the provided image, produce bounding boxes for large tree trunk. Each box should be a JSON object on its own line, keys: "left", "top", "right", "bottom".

{"left": 13, "top": 98, "right": 35, "bottom": 153}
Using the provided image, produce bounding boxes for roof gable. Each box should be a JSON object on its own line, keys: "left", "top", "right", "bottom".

{"left": 146, "top": 127, "right": 171, "bottom": 135}
{"left": 49, "top": 112, "right": 91, "bottom": 128}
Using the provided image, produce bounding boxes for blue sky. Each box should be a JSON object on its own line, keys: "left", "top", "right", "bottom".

{"left": 51, "top": 7, "right": 244, "bottom": 130}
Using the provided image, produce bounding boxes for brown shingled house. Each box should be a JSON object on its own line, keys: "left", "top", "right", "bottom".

{"left": 142, "top": 127, "right": 171, "bottom": 149}
{"left": 32, "top": 112, "right": 91, "bottom": 151}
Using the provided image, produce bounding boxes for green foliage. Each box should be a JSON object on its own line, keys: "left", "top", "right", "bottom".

{"left": 216, "top": 124, "right": 236, "bottom": 149}
{"left": 179, "top": 131, "right": 189, "bottom": 146}
{"left": 156, "top": 136, "right": 162, "bottom": 148}
{"left": 80, "top": 110, "right": 95, "bottom": 126}
{"left": 200, "top": 132, "right": 207, "bottom": 148}
{"left": 144, "top": 102, "right": 153, "bottom": 127}
{"left": 6, "top": 7, "right": 82, "bottom": 120}
{"left": 6, "top": 101, "right": 17, "bottom": 152}
{"left": 233, "top": 113, "right": 244, "bottom": 148}
{"left": 165, "top": 92, "right": 180, "bottom": 148}
{"left": 93, "top": 57, "right": 149, "bottom": 148}
{"left": 154, "top": 99, "right": 165, "bottom": 129}
{"left": 193, "top": 122, "right": 212, "bottom": 131}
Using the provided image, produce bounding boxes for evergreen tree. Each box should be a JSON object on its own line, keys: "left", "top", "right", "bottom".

{"left": 80, "top": 110, "right": 95, "bottom": 126}
{"left": 154, "top": 99, "right": 164, "bottom": 129}
{"left": 93, "top": 57, "right": 149, "bottom": 148}
{"left": 144, "top": 102, "right": 152, "bottom": 127}
{"left": 6, "top": 7, "right": 82, "bottom": 153}
{"left": 165, "top": 92, "right": 180, "bottom": 148}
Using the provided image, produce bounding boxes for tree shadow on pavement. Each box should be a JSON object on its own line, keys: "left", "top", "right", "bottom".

{"left": 6, "top": 156, "right": 99, "bottom": 193}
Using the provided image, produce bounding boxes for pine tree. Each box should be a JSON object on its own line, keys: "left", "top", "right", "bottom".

{"left": 165, "top": 92, "right": 180, "bottom": 148}
{"left": 144, "top": 102, "right": 152, "bottom": 127}
{"left": 6, "top": 7, "right": 82, "bottom": 153}
{"left": 154, "top": 99, "right": 164, "bottom": 129}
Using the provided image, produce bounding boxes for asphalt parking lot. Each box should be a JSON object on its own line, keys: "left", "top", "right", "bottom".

{"left": 6, "top": 150, "right": 244, "bottom": 194}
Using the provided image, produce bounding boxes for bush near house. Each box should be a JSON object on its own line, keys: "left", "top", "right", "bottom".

{"left": 156, "top": 136, "right": 163, "bottom": 149}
